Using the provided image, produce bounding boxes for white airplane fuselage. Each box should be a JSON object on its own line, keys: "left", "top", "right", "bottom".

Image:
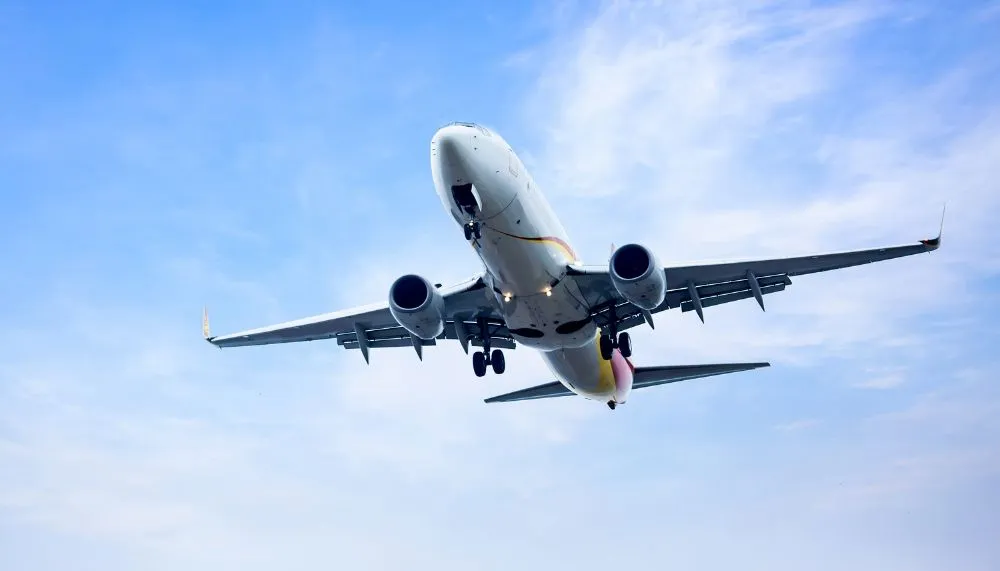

{"left": 430, "top": 122, "right": 634, "bottom": 405}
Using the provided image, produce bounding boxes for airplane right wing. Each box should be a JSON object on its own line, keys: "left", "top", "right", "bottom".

{"left": 484, "top": 362, "right": 770, "bottom": 403}
{"left": 204, "top": 274, "right": 514, "bottom": 362}
{"left": 568, "top": 209, "right": 944, "bottom": 330}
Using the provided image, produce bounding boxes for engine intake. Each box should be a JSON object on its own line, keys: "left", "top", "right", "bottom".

{"left": 609, "top": 243, "right": 666, "bottom": 310}
{"left": 389, "top": 274, "right": 446, "bottom": 339}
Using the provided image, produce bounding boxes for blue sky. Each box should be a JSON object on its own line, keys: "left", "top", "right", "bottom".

{"left": 2, "top": 1, "right": 999, "bottom": 569}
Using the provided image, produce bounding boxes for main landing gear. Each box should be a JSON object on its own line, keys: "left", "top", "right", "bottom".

{"left": 471, "top": 317, "right": 505, "bottom": 377}
{"left": 599, "top": 304, "right": 633, "bottom": 360}
{"left": 472, "top": 348, "right": 505, "bottom": 377}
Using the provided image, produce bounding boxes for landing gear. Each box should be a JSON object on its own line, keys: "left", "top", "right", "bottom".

{"left": 463, "top": 221, "right": 482, "bottom": 241}
{"left": 617, "top": 332, "right": 632, "bottom": 358}
{"left": 471, "top": 348, "right": 505, "bottom": 376}
{"left": 599, "top": 305, "right": 632, "bottom": 360}
{"left": 607, "top": 400, "right": 617, "bottom": 410}
{"left": 599, "top": 334, "right": 614, "bottom": 360}
{"left": 473, "top": 351, "right": 487, "bottom": 377}
{"left": 491, "top": 349, "right": 505, "bottom": 374}
{"left": 471, "top": 317, "right": 505, "bottom": 376}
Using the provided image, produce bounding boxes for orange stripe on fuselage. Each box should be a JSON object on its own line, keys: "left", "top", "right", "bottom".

{"left": 492, "top": 229, "right": 578, "bottom": 262}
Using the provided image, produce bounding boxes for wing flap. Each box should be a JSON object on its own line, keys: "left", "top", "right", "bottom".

{"left": 335, "top": 319, "right": 516, "bottom": 351}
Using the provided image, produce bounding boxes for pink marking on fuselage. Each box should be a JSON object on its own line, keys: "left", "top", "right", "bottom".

{"left": 610, "top": 349, "right": 634, "bottom": 403}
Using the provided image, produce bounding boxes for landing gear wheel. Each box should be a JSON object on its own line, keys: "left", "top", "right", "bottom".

{"left": 491, "top": 349, "right": 505, "bottom": 374}
{"left": 607, "top": 400, "right": 617, "bottom": 410}
{"left": 617, "top": 332, "right": 632, "bottom": 358}
{"left": 472, "top": 351, "right": 487, "bottom": 377}
{"left": 464, "top": 221, "right": 482, "bottom": 241}
{"left": 599, "top": 334, "right": 614, "bottom": 360}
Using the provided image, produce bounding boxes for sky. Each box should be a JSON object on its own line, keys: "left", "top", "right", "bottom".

{"left": 1, "top": 0, "right": 999, "bottom": 569}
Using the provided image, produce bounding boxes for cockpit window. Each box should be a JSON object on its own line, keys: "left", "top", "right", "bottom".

{"left": 446, "top": 122, "right": 492, "bottom": 136}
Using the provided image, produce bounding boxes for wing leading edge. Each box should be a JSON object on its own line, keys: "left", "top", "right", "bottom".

{"left": 484, "top": 362, "right": 770, "bottom": 403}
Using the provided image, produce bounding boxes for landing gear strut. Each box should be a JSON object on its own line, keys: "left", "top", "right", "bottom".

{"left": 599, "top": 304, "right": 632, "bottom": 360}
{"left": 472, "top": 318, "right": 505, "bottom": 377}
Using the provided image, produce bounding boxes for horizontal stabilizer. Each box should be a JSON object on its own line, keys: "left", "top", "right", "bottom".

{"left": 632, "top": 362, "right": 769, "bottom": 389}
{"left": 484, "top": 361, "right": 769, "bottom": 403}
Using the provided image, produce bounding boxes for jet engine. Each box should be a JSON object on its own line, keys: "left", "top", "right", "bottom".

{"left": 388, "top": 274, "right": 446, "bottom": 339}
{"left": 609, "top": 243, "right": 667, "bottom": 310}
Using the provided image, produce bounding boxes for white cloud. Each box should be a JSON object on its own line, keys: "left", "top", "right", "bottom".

{"left": 854, "top": 371, "right": 905, "bottom": 390}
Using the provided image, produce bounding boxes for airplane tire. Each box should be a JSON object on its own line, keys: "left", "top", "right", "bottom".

{"left": 473, "top": 224, "right": 482, "bottom": 239}
{"left": 473, "top": 351, "right": 487, "bottom": 377}
{"left": 599, "top": 335, "right": 614, "bottom": 360}
{"left": 617, "top": 332, "right": 632, "bottom": 358}
{"left": 491, "top": 349, "right": 505, "bottom": 374}
{"left": 464, "top": 224, "right": 472, "bottom": 240}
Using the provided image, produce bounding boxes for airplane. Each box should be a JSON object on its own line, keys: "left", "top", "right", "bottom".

{"left": 203, "top": 121, "right": 944, "bottom": 410}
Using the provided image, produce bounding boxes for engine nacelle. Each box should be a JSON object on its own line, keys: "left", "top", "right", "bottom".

{"left": 609, "top": 243, "right": 667, "bottom": 311}
{"left": 389, "top": 274, "right": 446, "bottom": 340}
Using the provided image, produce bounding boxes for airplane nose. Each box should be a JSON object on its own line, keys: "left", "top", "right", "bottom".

{"left": 432, "top": 124, "right": 472, "bottom": 168}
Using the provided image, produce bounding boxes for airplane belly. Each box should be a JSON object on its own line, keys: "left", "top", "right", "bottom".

{"left": 491, "top": 278, "right": 597, "bottom": 350}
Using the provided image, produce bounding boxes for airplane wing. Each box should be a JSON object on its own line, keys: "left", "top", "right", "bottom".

{"left": 204, "top": 274, "right": 513, "bottom": 362}
{"left": 568, "top": 213, "right": 943, "bottom": 331}
{"left": 484, "top": 362, "right": 770, "bottom": 403}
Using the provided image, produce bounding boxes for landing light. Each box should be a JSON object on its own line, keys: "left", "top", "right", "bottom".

{"left": 543, "top": 287, "right": 552, "bottom": 297}
{"left": 503, "top": 293, "right": 512, "bottom": 302}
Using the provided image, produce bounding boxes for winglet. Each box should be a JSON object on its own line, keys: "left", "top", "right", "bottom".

{"left": 202, "top": 306, "right": 214, "bottom": 341}
{"left": 920, "top": 202, "right": 946, "bottom": 250}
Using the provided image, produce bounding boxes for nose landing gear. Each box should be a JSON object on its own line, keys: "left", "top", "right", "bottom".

{"left": 452, "top": 183, "right": 483, "bottom": 242}
{"left": 463, "top": 221, "right": 482, "bottom": 241}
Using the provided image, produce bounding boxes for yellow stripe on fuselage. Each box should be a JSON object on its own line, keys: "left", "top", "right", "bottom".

{"left": 593, "top": 330, "right": 617, "bottom": 394}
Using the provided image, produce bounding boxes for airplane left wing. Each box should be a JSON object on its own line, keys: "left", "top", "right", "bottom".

{"left": 569, "top": 211, "right": 943, "bottom": 330}
{"left": 204, "top": 274, "right": 513, "bottom": 361}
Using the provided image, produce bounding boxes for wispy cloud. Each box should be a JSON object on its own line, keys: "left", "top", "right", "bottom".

{"left": 854, "top": 371, "right": 906, "bottom": 390}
